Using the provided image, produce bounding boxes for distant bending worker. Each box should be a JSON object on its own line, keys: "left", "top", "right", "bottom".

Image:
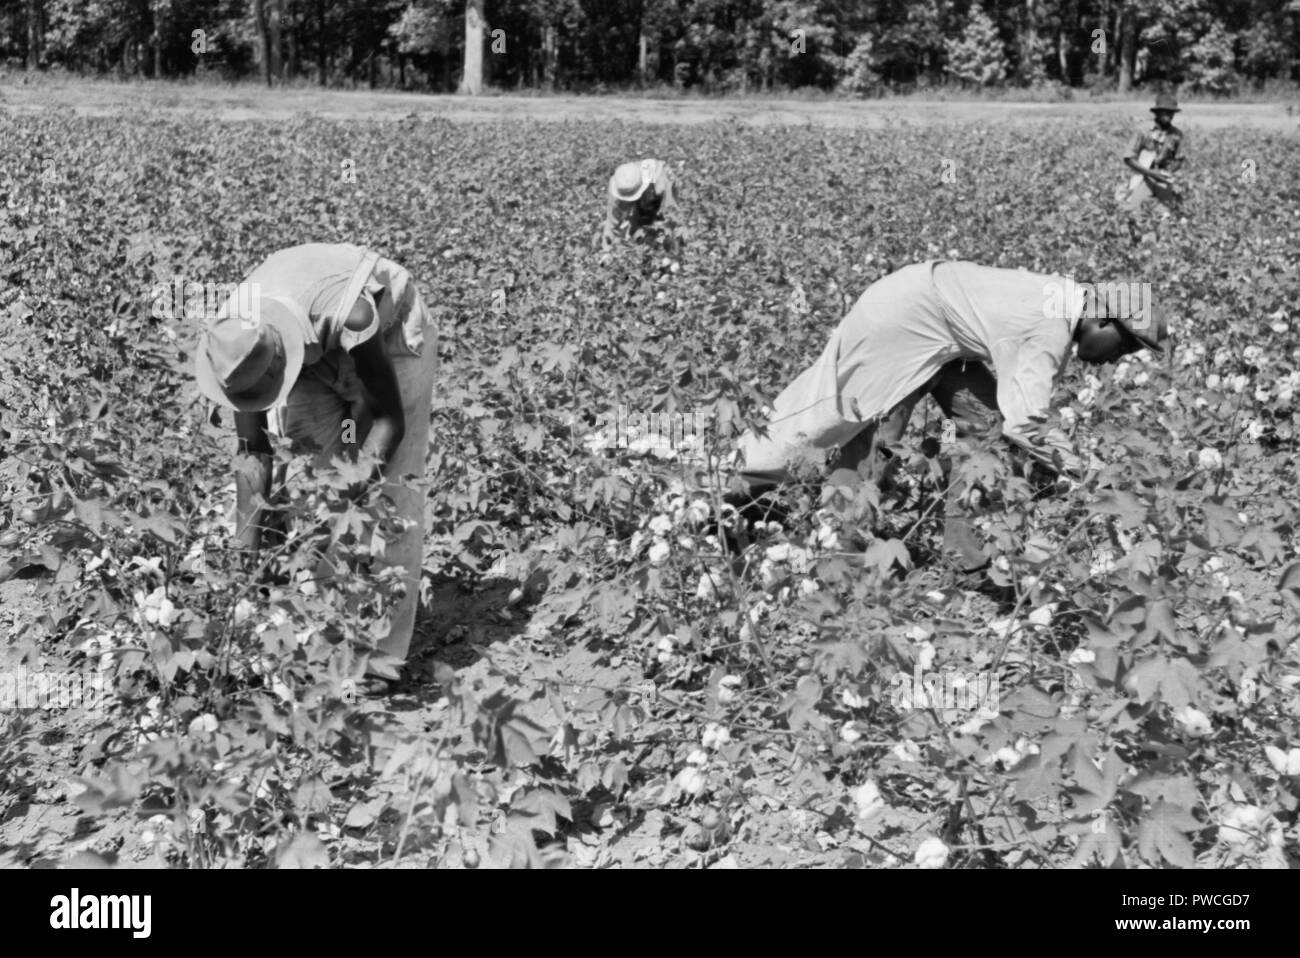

{"left": 601, "top": 158, "right": 678, "bottom": 250}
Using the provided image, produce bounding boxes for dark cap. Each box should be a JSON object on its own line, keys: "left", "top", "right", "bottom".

{"left": 1151, "top": 93, "right": 1180, "bottom": 113}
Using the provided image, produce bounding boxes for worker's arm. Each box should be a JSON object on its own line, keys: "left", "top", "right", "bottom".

{"left": 351, "top": 333, "right": 406, "bottom": 472}
{"left": 1123, "top": 133, "right": 1171, "bottom": 184}
{"left": 342, "top": 293, "right": 405, "bottom": 504}
{"left": 233, "top": 411, "right": 273, "bottom": 552}
{"left": 601, "top": 193, "right": 624, "bottom": 249}
{"left": 993, "top": 338, "right": 1085, "bottom": 478}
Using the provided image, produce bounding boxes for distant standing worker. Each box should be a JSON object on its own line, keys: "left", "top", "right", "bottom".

{"left": 1116, "top": 93, "right": 1187, "bottom": 231}
{"left": 195, "top": 243, "right": 437, "bottom": 670}
{"left": 601, "top": 158, "right": 678, "bottom": 250}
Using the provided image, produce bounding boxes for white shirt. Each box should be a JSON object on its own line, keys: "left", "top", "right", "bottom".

{"left": 811, "top": 261, "right": 1084, "bottom": 471}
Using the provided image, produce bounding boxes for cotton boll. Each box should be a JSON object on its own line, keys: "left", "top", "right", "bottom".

{"left": 914, "top": 837, "right": 949, "bottom": 869}
{"left": 852, "top": 781, "right": 887, "bottom": 820}
{"left": 1174, "top": 705, "right": 1212, "bottom": 738}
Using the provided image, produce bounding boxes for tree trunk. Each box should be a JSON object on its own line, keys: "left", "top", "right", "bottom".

{"left": 1018, "top": 0, "right": 1037, "bottom": 83}
{"left": 24, "top": 0, "right": 41, "bottom": 69}
{"left": 286, "top": 0, "right": 299, "bottom": 78}
{"left": 1099, "top": 0, "right": 1111, "bottom": 79}
{"left": 254, "top": 0, "right": 273, "bottom": 86}
{"left": 542, "top": 21, "right": 557, "bottom": 90}
{"left": 461, "top": 0, "right": 485, "bottom": 94}
{"left": 316, "top": 0, "right": 326, "bottom": 84}
{"left": 1116, "top": 3, "right": 1135, "bottom": 92}
{"left": 637, "top": 28, "right": 647, "bottom": 86}
{"left": 268, "top": 0, "right": 283, "bottom": 78}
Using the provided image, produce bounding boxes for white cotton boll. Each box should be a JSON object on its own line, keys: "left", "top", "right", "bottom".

{"left": 1230, "top": 374, "right": 1249, "bottom": 393}
{"left": 914, "top": 837, "right": 949, "bottom": 869}
{"left": 1243, "top": 345, "right": 1264, "bottom": 364}
{"left": 1132, "top": 370, "right": 1149, "bottom": 387}
{"left": 841, "top": 688, "right": 865, "bottom": 710}
{"left": 701, "top": 723, "right": 731, "bottom": 750}
{"left": 686, "top": 748, "right": 709, "bottom": 767}
{"left": 648, "top": 514, "right": 673, "bottom": 536}
{"left": 1264, "top": 745, "right": 1300, "bottom": 776}
{"left": 799, "top": 578, "right": 820, "bottom": 596}
{"left": 917, "top": 641, "right": 936, "bottom": 670}
{"left": 758, "top": 558, "right": 779, "bottom": 589}
{"left": 787, "top": 546, "right": 812, "bottom": 574}
{"left": 1254, "top": 386, "right": 1271, "bottom": 403}
{"left": 891, "top": 740, "right": 922, "bottom": 763}
{"left": 957, "top": 706, "right": 998, "bottom": 736}
{"left": 1174, "top": 705, "right": 1213, "bottom": 738}
{"left": 717, "top": 675, "right": 742, "bottom": 704}
{"left": 815, "top": 524, "right": 841, "bottom": 550}
{"left": 648, "top": 538, "right": 671, "bottom": 565}
{"left": 764, "top": 543, "right": 791, "bottom": 563}
{"left": 852, "top": 781, "right": 887, "bottom": 820}
{"left": 1058, "top": 407, "right": 1077, "bottom": 429}
{"left": 676, "top": 766, "right": 706, "bottom": 797}
{"left": 657, "top": 636, "right": 675, "bottom": 664}
{"left": 1218, "top": 804, "right": 1268, "bottom": 847}
{"left": 1068, "top": 648, "right": 1096, "bottom": 666}
{"left": 1205, "top": 373, "right": 1222, "bottom": 390}
{"left": 187, "top": 713, "right": 218, "bottom": 736}
{"left": 1028, "top": 604, "right": 1055, "bottom": 627}
{"left": 1198, "top": 448, "right": 1224, "bottom": 470}
{"left": 629, "top": 530, "right": 647, "bottom": 556}
{"left": 840, "top": 723, "right": 862, "bottom": 744}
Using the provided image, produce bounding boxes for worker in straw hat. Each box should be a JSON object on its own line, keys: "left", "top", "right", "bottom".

{"left": 1116, "top": 92, "right": 1187, "bottom": 230}
{"left": 601, "top": 158, "right": 678, "bottom": 250}
{"left": 730, "top": 261, "right": 1170, "bottom": 572}
{"left": 195, "top": 243, "right": 437, "bottom": 672}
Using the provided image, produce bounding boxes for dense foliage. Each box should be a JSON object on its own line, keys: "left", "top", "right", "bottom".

{"left": 2, "top": 0, "right": 1300, "bottom": 93}
{"left": 1, "top": 107, "right": 1299, "bottom": 868}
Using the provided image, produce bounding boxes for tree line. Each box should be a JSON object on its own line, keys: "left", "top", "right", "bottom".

{"left": 2, "top": 1, "right": 1298, "bottom": 95}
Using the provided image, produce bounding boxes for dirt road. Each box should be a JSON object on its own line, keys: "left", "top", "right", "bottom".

{"left": 4, "top": 76, "right": 1298, "bottom": 131}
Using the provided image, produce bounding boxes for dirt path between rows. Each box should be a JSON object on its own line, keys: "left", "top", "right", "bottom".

{"left": 4, "top": 77, "right": 1299, "bottom": 131}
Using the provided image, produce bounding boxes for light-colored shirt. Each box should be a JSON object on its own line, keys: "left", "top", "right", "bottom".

{"left": 836, "top": 261, "right": 1085, "bottom": 471}
{"left": 1123, "top": 123, "right": 1186, "bottom": 171}
{"left": 234, "top": 243, "right": 426, "bottom": 364}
